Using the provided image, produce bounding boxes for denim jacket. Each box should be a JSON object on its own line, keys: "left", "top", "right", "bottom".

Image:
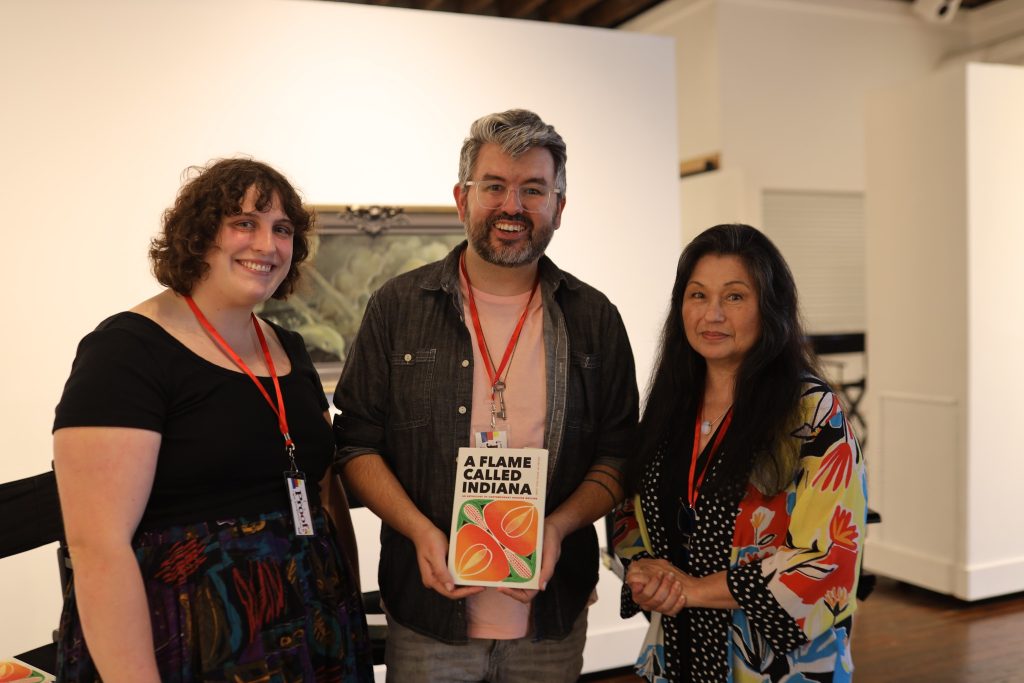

{"left": 333, "top": 242, "right": 638, "bottom": 644}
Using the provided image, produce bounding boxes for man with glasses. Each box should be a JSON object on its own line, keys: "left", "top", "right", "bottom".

{"left": 333, "top": 109, "right": 638, "bottom": 682}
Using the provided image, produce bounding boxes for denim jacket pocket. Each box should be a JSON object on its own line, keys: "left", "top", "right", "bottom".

{"left": 389, "top": 348, "right": 436, "bottom": 429}
{"left": 566, "top": 350, "right": 601, "bottom": 432}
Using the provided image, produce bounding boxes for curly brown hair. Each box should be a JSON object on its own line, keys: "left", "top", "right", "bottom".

{"left": 149, "top": 158, "right": 313, "bottom": 298}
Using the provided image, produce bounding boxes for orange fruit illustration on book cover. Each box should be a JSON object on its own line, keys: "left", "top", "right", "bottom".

{"left": 453, "top": 499, "right": 539, "bottom": 583}
{"left": 0, "top": 660, "right": 49, "bottom": 682}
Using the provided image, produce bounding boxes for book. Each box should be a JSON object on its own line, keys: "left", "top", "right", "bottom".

{"left": 447, "top": 447, "right": 548, "bottom": 589}
{"left": 0, "top": 659, "right": 55, "bottom": 682}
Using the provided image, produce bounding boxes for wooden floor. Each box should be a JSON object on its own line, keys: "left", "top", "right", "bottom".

{"left": 580, "top": 577, "right": 1024, "bottom": 682}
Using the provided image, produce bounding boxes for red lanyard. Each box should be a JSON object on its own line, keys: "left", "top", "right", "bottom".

{"left": 687, "top": 409, "right": 732, "bottom": 508}
{"left": 184, "top": 296, "right": 297, "bottom": 469}
{"left": 459, "top": 251, "right": 540, "bottom": 400}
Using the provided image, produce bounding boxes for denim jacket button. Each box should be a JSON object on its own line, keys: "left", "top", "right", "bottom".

{"left": 404, "top": 353, "right": 413, "bottom": 362}
{"left": 458, "top": 406, "right": 467, "bottom": 414}
{"left": 461, "top": 359, "right": 470, "bottom": 368}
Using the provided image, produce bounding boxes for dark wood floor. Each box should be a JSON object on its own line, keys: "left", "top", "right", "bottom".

{"left": 580, "top": 577, "right": 1024, "bottom": 682}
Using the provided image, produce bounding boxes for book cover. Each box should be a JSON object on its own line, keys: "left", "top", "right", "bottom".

{"left": 447, "top": 447, "right": 548, "bottom": 589}
{"left": 0, "top": 659, "right": 55, "bottom": 682}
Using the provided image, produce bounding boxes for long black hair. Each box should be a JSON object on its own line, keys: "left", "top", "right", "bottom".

{"left": 626, "top": 224, "right": 821, "bottom": 496}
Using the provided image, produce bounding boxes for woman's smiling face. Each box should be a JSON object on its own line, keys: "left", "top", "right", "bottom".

{"left": 198, "top": 185, "right": 295, "bottom": 308}
{"left": 681, "top": 253, "right": 761, "bottom": 372}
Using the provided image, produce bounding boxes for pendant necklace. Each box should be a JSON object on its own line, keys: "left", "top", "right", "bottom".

{"left": 700, "top": 405, "right": 732, "bottom": 435}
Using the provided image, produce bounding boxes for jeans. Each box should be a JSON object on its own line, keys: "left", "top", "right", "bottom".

{"left": 383, "top": 607, "right": 588, "bottom": 683}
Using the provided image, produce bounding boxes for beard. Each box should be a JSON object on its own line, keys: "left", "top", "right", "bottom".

{"left": 465, "top": 208, "right": 556, "bottom": 268}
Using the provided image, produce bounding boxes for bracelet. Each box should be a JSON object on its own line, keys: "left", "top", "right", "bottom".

{"left": 582, "top": 477, "right": 618, "bottom": 509}
{"left": 590, "top": 464, "right": 624, "bottom": 485}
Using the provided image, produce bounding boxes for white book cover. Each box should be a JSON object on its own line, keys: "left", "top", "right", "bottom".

{"left": 447, "top": 447, "right": 548, "bottom": 589}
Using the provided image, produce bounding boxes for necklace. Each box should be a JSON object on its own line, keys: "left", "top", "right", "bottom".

{"left": 700, "top": 405, "right": 731, "bottom": 435}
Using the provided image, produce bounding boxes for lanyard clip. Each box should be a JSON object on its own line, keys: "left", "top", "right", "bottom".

{"left": 285, "top": 439, "right": 297, "bottom": 471}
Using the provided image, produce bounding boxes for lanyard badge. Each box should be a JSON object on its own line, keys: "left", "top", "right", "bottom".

{"left": 284, "top": 470, "right": 315, "bottom": 536}
{"left": 185, "top": 296, "right": 314, "bottom": 537}
{"left": 474, "top": 429, "right": 509, "bottom": 448}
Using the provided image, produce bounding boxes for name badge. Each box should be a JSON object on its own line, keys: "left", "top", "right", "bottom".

{"left": 284, "top": 470, "right": 315, "bottom": 536}
{"left": 475, "top": 429, "right": 509, "bottom": 448}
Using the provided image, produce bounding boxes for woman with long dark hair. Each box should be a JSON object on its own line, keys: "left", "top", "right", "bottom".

{"left": 615, "top": 224, "right": 866, "bottom": 681}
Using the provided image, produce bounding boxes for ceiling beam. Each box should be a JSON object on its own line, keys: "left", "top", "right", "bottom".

{"left": 543, "top": 0, "right": 602, "bottom": 23}
{"left": 500, "top": 0, "right": 546, "bottom": 18}
{"left": 460, "top": 0, "right": 497, "bottom": 14}
{"left": 582, "top": 0, "right": 659, "bottom": 27}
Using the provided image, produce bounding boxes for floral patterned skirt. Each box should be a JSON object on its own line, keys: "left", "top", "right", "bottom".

{"left": 57, "top": 509, "right": 373, "bottom": 682}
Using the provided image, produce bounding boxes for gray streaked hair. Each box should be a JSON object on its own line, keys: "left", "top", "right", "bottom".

{"left": 458, "top": 109, "right": 567, "bottom": 195}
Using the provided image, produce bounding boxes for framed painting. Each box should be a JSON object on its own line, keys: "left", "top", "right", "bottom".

{"left": 259, "top": 205, "right": 465, "bottom": 392}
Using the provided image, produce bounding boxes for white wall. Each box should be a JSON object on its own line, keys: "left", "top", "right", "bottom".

{"left": 626, "top": 0, "right": 965, "bottom": 228}
{"left": 865, "top": 61, "right": 1024, "bottom": 601}
{"left": 0, "top": 0, "right": 679, "bottom": 658}
{"left": 678, "top": 168, "right": 750, "bottom": 242}
{"left": 864, "top": 64, "right": 968, "bottom": 596}
{"left": 964, "top": 63, "right": 1024, "bottom": 598}
{"left": 623, "top": 0, "right": 721, "bottom": 164}
{"left": 716, "top": 0, "right": 964, "bottom": 203}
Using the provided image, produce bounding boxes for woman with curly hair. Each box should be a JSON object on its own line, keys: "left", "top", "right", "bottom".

{"left": 615, "top": 224, "right": 867, "bottom": 682}
{"left": 53, "top": 159, "right": 373, "bottom": 682}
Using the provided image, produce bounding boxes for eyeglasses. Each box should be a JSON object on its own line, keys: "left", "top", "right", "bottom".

{"left": 464, "top": 181, "right": 561, "bottom": 214}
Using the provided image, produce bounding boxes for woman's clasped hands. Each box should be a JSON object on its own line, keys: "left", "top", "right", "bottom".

{"left": 625, "top": 558, "right": 690, "bottom": 617}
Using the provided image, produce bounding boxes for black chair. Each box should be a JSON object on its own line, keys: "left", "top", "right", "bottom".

{"left": 0, "top": 471, "right": 63, "bottom": 559}
{"left": 808, "top": 332, "right": 868, "bottom": 449}
{"left": 0, "top": 470, "right": 68, "bottom": 674}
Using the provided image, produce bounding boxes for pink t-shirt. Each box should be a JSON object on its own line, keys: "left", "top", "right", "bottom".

{"left": 460, "top": 271, "right": 546, "bottom": 639}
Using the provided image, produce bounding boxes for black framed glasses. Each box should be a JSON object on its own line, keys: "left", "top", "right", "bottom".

{"left": 465, "top": 180, "right": 561, "bottom": 214}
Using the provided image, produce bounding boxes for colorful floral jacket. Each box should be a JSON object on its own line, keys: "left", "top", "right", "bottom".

{"left": 615, "top": 377, "right": 867, "bottom": 682}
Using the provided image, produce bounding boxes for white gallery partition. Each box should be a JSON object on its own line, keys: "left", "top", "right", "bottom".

{"left": 865, "top": 61, "right": 1024, "bottom": 601}
{"left": 0, "top": 0, "right": 680, "bottom": 664}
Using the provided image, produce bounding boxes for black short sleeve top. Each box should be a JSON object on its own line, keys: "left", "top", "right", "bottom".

{"left": 53, "top": 312, "right": 334, "bottom": 532}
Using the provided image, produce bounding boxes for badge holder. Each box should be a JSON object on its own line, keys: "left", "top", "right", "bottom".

{"left": 475, "top": 428, "right": 509, "bottom": 448}
{"left": 284, "top": 445, "right": 314, "bottom": 536}
{"left": 285, "top": 470, "right": 315, "bottom": 537}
